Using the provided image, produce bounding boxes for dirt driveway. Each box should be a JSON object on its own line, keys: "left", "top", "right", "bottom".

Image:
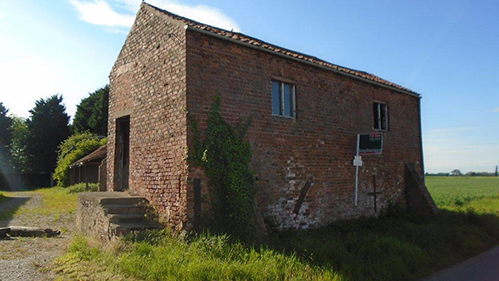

{"left": 0, "top": 192, "right": 74, "bottom": 281}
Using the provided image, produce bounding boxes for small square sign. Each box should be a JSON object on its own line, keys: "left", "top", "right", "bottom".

{"left": 353, "top": 155, "right": 363, "bottom": 166}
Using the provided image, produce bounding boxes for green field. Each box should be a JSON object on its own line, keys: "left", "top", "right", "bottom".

{"left": 427, "top": 176, "right": 499, "bottom": 213}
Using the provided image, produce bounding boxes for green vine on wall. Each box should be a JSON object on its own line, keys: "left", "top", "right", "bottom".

{"left": 188, "top": 96, "right": 256, "bottom": 240}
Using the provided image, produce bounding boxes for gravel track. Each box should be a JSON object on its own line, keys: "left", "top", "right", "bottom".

{"left": 0, "top": 192, "right": 74, "bottom": 281}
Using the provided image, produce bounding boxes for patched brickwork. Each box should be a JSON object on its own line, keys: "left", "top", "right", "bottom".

{"left": 108, "top": 3, "right": 425, "bottom": 231}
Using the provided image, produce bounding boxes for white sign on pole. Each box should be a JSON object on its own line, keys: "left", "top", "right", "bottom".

{"left": 353, "top": 155, "right": 363, "bottom": 167}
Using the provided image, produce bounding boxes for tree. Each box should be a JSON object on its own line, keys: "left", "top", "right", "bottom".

{"left": 9, "top": 116, "right": 28, "bottom": 172}
{"left": 0, "top": 103, "right": 13, "bottom": 172}
{"left": 450, "top": 169, "right": 462, "bottom": 176}
{"left": 25, "top": 95, "right": 70, "bottom": 173}
{"left": 53, "top": 133, "right": 106, "bottom": 187}
{"left": 0, "top": 103, "right": 12, "bottom": 147}
{"left": 72, "top": 85, "right": 109, "bottom": 136}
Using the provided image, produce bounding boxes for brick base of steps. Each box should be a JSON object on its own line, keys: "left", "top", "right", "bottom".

{"left": 77, "top": 192, "right": 160, "bottom": 240}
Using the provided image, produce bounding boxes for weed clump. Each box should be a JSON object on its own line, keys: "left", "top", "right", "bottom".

{"left": 66, "top": 182, "right": 98, "bottom": 194}
{"left": 188, "top": 96, "right": 256, "bottom": 241}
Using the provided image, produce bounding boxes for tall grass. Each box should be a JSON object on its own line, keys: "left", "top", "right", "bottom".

{"left": 57, "top": 231, "right": 339, "bottom": 281}
{"left": 57, "top": 209, "right": 499, "bottom": 281}
{"left": 268, "top": 209, "right": 499, "bottom": 281}
{"left": 54, "top": 177, "right": 499, "bottom": 281}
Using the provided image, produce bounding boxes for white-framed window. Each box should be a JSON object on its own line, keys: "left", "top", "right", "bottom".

{"left": 272, "top": 80, "right": 296, "bottom": 118}
{"left": 373, "top": 101, "right": 388, "bottom": 130}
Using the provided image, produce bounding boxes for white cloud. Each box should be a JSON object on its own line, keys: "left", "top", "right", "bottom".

{"left": 70, "top": 0, "right": 135, "bottom": 27}
{"left": 149, "top": 0, "right": 241, "bottom": 31}
{"left": 70, "top": 0, "right": 240, "bottom": 32}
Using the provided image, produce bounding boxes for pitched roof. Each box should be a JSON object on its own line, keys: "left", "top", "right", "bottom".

{"left": 143, "top": 2, "right": 419, "bottom": 97}
{"left": 69, "top": 145, "right": 107, "bottom": 168}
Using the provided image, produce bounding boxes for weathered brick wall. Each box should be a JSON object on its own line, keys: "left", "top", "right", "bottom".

{"left": 185, "top": 30, "right": 424, "bottom": 229}
{"left": 108, "top": 4, "right": 188, "bottom": 228}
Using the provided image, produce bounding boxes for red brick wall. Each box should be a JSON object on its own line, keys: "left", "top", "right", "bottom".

{"left": 185, "top": 30, "right": 423, "bottom": 229}
{"left": 108, "top": 5, "right": 189, "bottom": 228}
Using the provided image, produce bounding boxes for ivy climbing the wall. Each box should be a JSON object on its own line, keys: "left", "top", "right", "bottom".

{"left": 189, "top": 96, "right": 256, "bottom": 241}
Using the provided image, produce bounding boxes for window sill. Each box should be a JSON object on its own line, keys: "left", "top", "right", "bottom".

{"left": 272, "top": 114, "right": 296, "bottom": 120}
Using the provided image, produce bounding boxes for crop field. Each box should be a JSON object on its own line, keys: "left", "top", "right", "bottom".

{"left": 426, "top": 176, "right": 499, "bottom": 213}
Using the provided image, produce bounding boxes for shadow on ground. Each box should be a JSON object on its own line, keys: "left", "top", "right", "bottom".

{"left": 0, "top": 195, "right": 31, "bottom": 227}
{"left": 262, "top": 209, "right": 499, "bottom": 281}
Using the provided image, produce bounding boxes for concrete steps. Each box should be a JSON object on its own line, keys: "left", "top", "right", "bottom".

{"left": 108, "top": 214, "right": 145, "bottom": 224}
{"left": 77, "top": 192, "right": 160, "bottom": 240}
{"left": 110, "top": 222, "right": 159, "bottom": 236}
{"left": 100, "top": 195, "right": 159, "bottom": 236}
{"left": 103, "top": 204, "right": 146, "bottom": 215}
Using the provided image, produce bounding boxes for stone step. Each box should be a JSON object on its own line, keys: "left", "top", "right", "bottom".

{"left": 108, "top": 214, "right": 146, "bottom": 224}
{"left": 103, "top": 204, "right": 147, "bottom": 215}
{"left": 99, "top": 197, "right": 148, "bottom": 206}
{"left": 110, "top": 222, "right": 160, "bottom": 236}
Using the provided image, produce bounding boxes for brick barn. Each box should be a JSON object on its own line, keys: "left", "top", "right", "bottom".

{"left": 106, "top": 2, "right": 435, "bottom": 231}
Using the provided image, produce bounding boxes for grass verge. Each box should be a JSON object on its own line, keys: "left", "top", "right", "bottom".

{"left": 55, "top": 232, "right": 339, "bottom": 281}
{"left": 268, "top": 209, "right": 499, "bottom": 280}
{"left": 54, "top": 177, "right": 499, "bottom": 281}
{"left": 0, "top": 186, "right": 79, "bottom": 220}
{"left": 56, "top": 209, "right": 499, "bottom": 281}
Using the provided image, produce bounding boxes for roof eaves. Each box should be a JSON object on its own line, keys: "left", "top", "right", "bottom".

{"left": 69, "top": 145, "right": 107, "bottom": 169}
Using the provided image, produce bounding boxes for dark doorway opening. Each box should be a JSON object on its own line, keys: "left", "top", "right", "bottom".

{"left": 114, "top": 116, "right": 130, "bottom": 191}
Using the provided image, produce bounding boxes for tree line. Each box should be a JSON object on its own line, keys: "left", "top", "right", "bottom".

{"left": 0, "top": 85, "right": 109, "bottom": 181}
{"left": 426, "top": 167, "right": 499, "bottom": 177}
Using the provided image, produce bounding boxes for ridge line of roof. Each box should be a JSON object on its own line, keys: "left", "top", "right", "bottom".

{"left": 142, "top": 2, "right": 420, "bottom": 97}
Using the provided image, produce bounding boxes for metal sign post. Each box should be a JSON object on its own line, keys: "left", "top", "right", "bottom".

{"left": 354, "top": 135, "right": 361, "bottom": 206}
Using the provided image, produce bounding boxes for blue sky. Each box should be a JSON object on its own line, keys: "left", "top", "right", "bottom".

{"left": 0, "top": 0, "right": 497, "bottom": 173}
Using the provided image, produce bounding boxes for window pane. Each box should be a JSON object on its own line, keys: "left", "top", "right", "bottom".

{"left": 283, "top": 83, "right": 292, "bottom": 117}
{"left": 272, "top": 81, "right": 281, "bottom": 115}
{"left": 373, "top": 103, "right": 379, "bottom": 129}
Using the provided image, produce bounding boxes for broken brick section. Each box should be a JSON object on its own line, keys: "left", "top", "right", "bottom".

{"left": 107, "top": 3, "right": 429, "bottom": 232}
